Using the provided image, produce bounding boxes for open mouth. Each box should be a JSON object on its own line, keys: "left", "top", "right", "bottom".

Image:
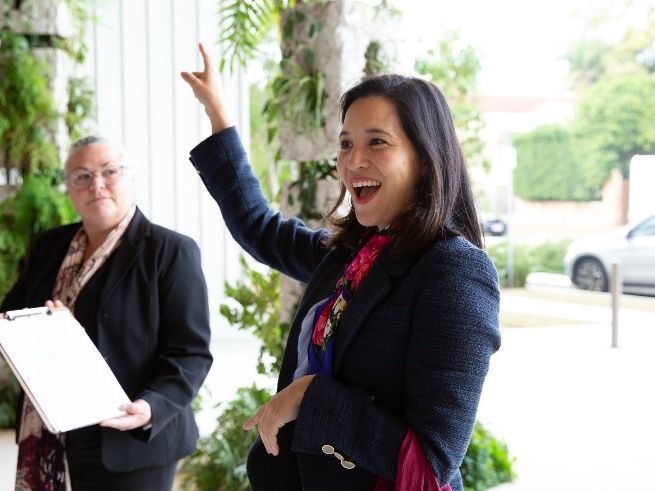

{"left": 352, "top": 180, "right": 381, "bottom": 202}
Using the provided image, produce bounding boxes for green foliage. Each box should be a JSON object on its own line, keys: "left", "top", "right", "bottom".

{"left": 529, "top": 240, "right": 571, "bottom": 274}
{"left": 415, "top": 32, "right": 488, "bottom": 170}
{"left": 219, "top": 256, "right": 289, "bottom": 377}
{"left": 0, "top": 372, "right": 19, "bottom": 428}
{"left": 487, "top": 240, "right": 570, "bottom": 288}
{"left": 289, "top": 159, "right": 336, "bottom": 220}
{"left": 249, "top": 81, "right": 291, "bottom": 202}
{"left": 364, "top": 40, "right": 391, "bottom": 76}
{"left": 562, "top": 9, "right": 655, "bottom": 190}
{"left": 181, "top": 385, "right": 271, "bottom": 491}
{"left": 265, "top": 45, "right": 327, "bottom": 135}
{"left": 182, "top": 253, "right": 286, "bottom": 490}
{"left": 573, "top": 74, "right": 655, "bottom": 187}
{"left": 66, "top": 76, "right": 95, "bottom": 142}
{"left": 217, "top": 0, "right": 294, "bottom": 72}
{"left": 566, "top": 39, "right": 611, "bottom": 88}
{"left": 0, "top": 30, "right": 59, "bottom": 182}
{"left": 0, "top": 174, "right": 78, "bottom": 300}
{"left": 461, "top": 421, "right": 515, "bottom": 491}
{"left": 513, "top": 125, "right": 597, "bottom": 201}
{"left": 566, "top": 8, "right": 655, "bottom": 90}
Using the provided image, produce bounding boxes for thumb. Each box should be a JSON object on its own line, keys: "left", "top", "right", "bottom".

{"left": 243, "top": 412, "right": 261, "bottom": 430}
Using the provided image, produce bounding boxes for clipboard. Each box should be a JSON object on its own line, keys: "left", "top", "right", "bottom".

{"left": 0, "top": 307, "right": 130, "bottom": 434}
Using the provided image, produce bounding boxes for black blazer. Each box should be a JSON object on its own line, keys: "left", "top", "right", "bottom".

{"left": 190, "top": 128, "right": 500, "bottom": 491}
{"left": 1, "top": 208, "right": 213, "bottom": 472}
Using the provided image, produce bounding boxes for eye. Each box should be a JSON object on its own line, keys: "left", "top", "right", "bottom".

{"left": 102, "top": 167, "right": 120, "bottom": 178}
{"left": 339, "top": 139, "right": 352, "bottom": 150}
{"left": 369, "top": 138, "right": 386, "bottom": 146}
{"left": 72, "top": 172, "right": 91, "bottom": 185}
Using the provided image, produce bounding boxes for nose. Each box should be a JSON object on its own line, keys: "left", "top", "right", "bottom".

{"left": 344, "top": 144, "right": 369, "bottom": 170}
{"left": 88, "top": 172, "right": 106, "bottom": 191}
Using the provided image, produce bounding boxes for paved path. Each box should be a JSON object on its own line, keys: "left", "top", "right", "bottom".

{"left": 485, "top": 289, "right": 655, "bottom": 490}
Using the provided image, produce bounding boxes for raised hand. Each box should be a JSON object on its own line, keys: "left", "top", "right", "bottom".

{"left": 181, "top": 42, "right": 232, "bottom": 133}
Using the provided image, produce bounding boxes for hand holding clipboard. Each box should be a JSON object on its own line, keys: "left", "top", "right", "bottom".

{"left": 0, "top": 306, "right": 131, "bottom": 434}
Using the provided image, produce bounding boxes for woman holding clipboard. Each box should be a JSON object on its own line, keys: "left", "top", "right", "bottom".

{"left": 1, "top": 136, "right": 212, "bottom": 491}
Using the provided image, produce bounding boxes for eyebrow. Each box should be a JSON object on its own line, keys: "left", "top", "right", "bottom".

{"left": 68, "top": 160, "right": 119, "bottom": 171}
{"left": 339, "top": 128, "right": 394, "bottom": 137}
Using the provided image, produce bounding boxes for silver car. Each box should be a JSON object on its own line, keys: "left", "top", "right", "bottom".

{"left": 564, "top": 213, "right": 655, "bottom": 294}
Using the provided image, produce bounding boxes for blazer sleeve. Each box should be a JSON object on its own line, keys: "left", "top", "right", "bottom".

{"left": 189, "top": 127, "right": 328, "bottom": 283}
{"left": 292, "top": 243, "right": 501, "bottom": 483}
{"left": 137, "top": 235, "right": 213, "bottom": 440}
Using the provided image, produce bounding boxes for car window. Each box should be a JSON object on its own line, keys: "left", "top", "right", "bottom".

{"left": 630, "top": 215, "right": 655, "bottom": 237}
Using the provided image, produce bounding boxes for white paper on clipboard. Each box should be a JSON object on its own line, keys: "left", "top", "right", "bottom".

{"left": 0, "top": 307, "right": 130, "bottom": 434}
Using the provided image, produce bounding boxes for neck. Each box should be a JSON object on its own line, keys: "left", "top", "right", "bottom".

{"left": 83, "top": 227, "right": 112, "bottom": 259}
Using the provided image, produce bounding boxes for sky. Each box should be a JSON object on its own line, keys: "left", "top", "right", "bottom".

{"left": 393, "top": 0, "right": 652, "bottom": 97}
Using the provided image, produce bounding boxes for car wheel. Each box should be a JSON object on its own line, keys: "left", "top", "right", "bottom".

{"left": 573, "top": 257, "right": 608, "bottom": 292}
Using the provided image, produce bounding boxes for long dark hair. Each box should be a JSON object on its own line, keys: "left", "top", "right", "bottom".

{"left": 326, "top": 74, "right": 482, "bottom": 256}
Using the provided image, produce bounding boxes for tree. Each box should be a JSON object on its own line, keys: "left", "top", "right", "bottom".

{"left": 415, "top": 32, "right": 487, "bottom": 169}
{"left": 573, "top": 74, "right": 655, "bottom": 188}
{"left": 513, "top": 125, "right": 596, "bottom": 201}
{"left": 566, "top": 4, "right": 655, "bottom": 90}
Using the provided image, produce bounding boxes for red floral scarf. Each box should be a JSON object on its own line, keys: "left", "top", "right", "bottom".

{"left": 307, "top": 231, "right": 392, "bottom": 375}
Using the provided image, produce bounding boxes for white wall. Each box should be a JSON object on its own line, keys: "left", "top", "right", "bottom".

{"left": 629, "top": 155, "right": 655, "bottom": 223}
{"left": 83, "top": 0, "right": 249, "bottom": 323}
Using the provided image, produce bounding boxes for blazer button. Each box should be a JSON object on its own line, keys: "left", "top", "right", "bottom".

{"left": 321, "top": 444, "right": 334, "bottom": 455}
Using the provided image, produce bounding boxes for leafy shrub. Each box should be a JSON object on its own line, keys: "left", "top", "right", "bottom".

{"left": 181, "top": 385, "right": 271, "bottom": 491}
{"left": 528, "top": 240, "right": 571, "bottom": 274}
{"left": 513, "top": 125, "right": 597, "bottom": 201}
{"left": 219, "top": 255, "right": 290, "bottom": 377}
{"left": 182, "top": 257, "right": 283, "bottom": 490}
{"left": 0, "top": 373, "right": 19, "bottom": 428}
{"left": 461, "top": 421, "right": 515, "bottom": 491}
{"left": 487, "top": 240, "right": 571, "bottom": 287}
{"left": 487, "top": 243, "right": 531, "bottom": 288}
{"left": 0, "top": 174, "right": 78, "bottom": 300}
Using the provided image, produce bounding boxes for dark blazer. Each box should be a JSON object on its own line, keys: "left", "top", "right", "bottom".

{"left": 1, "top": 208, "right": 213, "bottom": 472}
{"left": 190, "top": 128, "right": 500, "bottom": 491}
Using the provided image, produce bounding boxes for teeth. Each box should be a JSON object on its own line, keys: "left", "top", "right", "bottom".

{"left": 352, "top": 180, "right": 381, "bottom": 188}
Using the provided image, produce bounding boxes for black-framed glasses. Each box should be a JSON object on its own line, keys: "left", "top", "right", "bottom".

{"left": 66, "top": 163, "right": 128, "bottom": 190}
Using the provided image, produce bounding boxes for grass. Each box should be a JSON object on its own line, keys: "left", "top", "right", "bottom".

{"left": 500, "top": 287, "right": 655, "bottom": 328}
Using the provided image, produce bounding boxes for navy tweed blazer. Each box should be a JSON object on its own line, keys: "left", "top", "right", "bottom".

{"left": 190, "top": 127, "right": 500, "bottom": 490}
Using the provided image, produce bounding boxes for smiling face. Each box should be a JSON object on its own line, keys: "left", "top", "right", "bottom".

{"left": 65, "top": 143, "right": 134, "bottom": 236}
{"left": 337, "top": 96, "right": 422, "bottom": 230}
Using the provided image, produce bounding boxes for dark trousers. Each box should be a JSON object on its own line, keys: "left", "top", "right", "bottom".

{"left": 65, "top": 426, "right": 177, "bottom": 491}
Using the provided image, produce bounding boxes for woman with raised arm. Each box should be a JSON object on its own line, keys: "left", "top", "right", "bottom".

{"left": 182, "top": 43, "right": 500, "bottom": 491}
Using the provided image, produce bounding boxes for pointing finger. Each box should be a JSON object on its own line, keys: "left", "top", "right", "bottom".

{"left": 199, "top": 42, "right": 212, "bottom": 74}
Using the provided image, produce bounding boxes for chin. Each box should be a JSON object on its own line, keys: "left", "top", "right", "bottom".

{"left": 354, "top": 215, "right": 381, "bottom": 229}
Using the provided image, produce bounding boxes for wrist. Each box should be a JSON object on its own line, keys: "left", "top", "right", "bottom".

{"left": 206, "top": 107, "right": 231, "bottom": 134}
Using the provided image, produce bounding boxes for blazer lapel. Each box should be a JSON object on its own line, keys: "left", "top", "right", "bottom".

{"left": 27, "top": 225, "right": 80, "bottom": 305}
{"left": 97, "top": 208, "right": 149, "bottom": 311}
{"left": 333, "top": 248, "right": 414, "bottom": 373}
{"left": 277, "top": 248, "right": 349, "bottom": 389}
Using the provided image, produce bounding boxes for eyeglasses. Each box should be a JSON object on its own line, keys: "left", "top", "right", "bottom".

{"left": 66, "top": 163, "right": 128, "bottom": 190}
